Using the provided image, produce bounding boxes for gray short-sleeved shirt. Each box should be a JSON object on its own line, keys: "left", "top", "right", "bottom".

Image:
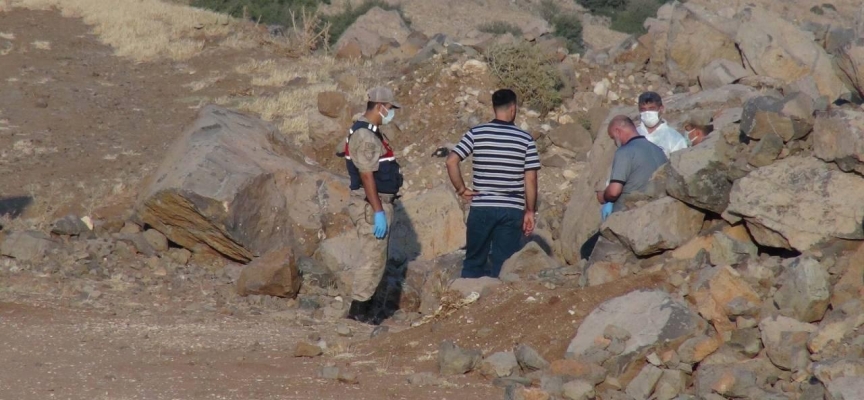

{"left": 609, "top": 136, "right": 668, "bottom": 212}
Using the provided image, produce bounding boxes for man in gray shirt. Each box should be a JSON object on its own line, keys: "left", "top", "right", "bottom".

{"left": 598, "top": 115, "right": 668, "bottom": 213}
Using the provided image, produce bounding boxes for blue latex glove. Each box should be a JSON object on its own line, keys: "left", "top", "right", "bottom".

{"left": 373, "top": 211, "right": 388, "bottom": 239}
{"left": 601, "top": 202, "right": 614, "bottom": 221}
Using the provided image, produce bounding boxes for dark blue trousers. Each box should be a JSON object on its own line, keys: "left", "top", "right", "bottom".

{"left": 461, "top": 206, "right": 524, "bottom": 278}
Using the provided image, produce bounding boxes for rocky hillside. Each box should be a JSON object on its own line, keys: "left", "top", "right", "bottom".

{"left": 2, "top": 0, "right": 864, "bottom": 399}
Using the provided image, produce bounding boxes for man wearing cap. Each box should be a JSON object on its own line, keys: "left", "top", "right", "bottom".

{"left": 341, "top": 86, "right": 404, "bottom": 324}
{"left": 636, "top": 91, "right": 688, "bottom": 157}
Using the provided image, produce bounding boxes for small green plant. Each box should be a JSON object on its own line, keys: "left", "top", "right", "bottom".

{"left": 325, "top": 0, "right": 409, "bottom": 45}
{"left": 576, "top": 0, "right": 627, "bottom": 16}
{"left": 579, "top": 117, "right": 592, "bottom": 132}
{"left": 822, "top": 3, "right": 837, "bottom": 11}
{"left": 537, "top": 0, "right": 561, "bottom": 22}
{"left": 551, "top": 12, "right": 584, "bottom": 53}
{"left": 609, "top": 0, "right": 668, "bottom": 35}
{"left": 478, "top": 21, "right": 523, "bottom": 37}
{"left": 485, "top": 42, "right": 564, "bottom": 115}
{"left": 190, "top": 0, "right": 326, "bottom": 25}
{"left": 809, "top": 5, "right": 825, "bottom": 15}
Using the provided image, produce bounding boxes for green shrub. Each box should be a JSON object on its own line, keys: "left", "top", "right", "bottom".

{"left": 822, "top": 3, "right": 837, "bottom": 11}
{"left": 609, "top": 0, "right": 667, "bottom": 35}
{"left": 576, "top": 0, "right": 627, "bottom": 16}
{"left": 190, "top": 0, "right": 326, "bottom": 25}
{"left": 810, "top": 5, "right": 825, "bottom": 15}
{"left": 537, "top": 0, "right": 561, "bottom": 22}
{"left": 484, "top": 42, "right": 564, "bottom": 115}
{"left": 551, "top": 12, "right": 584, "bottom": 53}
{"left": 478, "top": 21, "right": 523, "bottom": 37}
{"left": 324, "top": 0, "right": 409, "bottom": 45}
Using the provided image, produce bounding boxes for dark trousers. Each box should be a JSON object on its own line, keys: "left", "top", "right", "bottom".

{"left": 461, "top": 206, "right": 524, "bottom": 278}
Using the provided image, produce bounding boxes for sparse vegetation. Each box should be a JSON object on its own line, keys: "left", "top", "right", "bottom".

{"left": 12, "top": 0, "right": 234, "bottom": 60}
{"left": 576, "top": 0, "right": 627, "bottom": 16}
{"left": 485, "top": 42, "right": 564, "bottom": 115}
{"left": 610, "top": 0, "right": 666, "bottom": 34}
{"left": 551, "top": 12, "right": 584, "bottom": 53}
{"left": 537, "top": 0, "right": 561, "bottom": 23}
{"left": 536, "top": 1, "right": 584, "bottom": 54}
{"left": 190, "top": 0, "right": 326, "bottom": 25}
{"left": 576, "top": 0, "right": 669, "bottom": 35}
{"left": 477, "top": 21, "right": 523, "bottom": 37}
{"left": 324, "top": 0, "right": 409, "bottom": 45}
{"left": 810, "top": 5, "right": 825, "bottom": 15}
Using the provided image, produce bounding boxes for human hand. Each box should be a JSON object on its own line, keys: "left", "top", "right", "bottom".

{"left": 601, "top": 202, "right": 613, "bottom": 221}
{"left": 460, "top": 188, "right": 477, "bottom": 203}
{"left": 373, "top": 211, "right": 387, "bottom": 239}
{"left": 523, "top": 211, "right": 536, "bottom": 236}
{"left": 596, "top": 191, "right": 605, "bottom": 204}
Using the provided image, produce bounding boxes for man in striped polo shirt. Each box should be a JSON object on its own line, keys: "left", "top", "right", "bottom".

{"left": 446, "top": 89, "right": 541, "bottom": 278}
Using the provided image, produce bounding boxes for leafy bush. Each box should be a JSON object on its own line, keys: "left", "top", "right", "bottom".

{"left": 478, "top": 21, "right": 523, "bottom": 37}
{"left": 485, "top": 42, "right": 564, "bottom": 115}
{"left": 551, "top": 12, "right": 584, "bottom": 53}
{"left": 810, "top": 5, "right": 825, "bottom": 15}
{"left": 190, "top": 0, "right": 326, "bottom": 25}
{"left": 610, "top": 0, "right": 666, "bottom": 34}
{"left": 576, "top": 0, "right": 627, "bottom": 16}
{"left": 324, "top": 0, "right": 409, "bottom": 45}
{"left": 537, "top": 0, "right": 561, "bottom": 22}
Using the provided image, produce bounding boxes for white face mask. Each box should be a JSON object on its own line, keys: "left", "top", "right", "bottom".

{"left": 379, "top": 107, "right": 395, "bottom": 125}
{"left": 685, "top": 128, "right": 697, "bottom": 145}
{"left": 640, "top": 111, "right": 660, "bottom": 128}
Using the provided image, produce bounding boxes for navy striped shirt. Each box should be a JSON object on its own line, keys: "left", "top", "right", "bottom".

{"left": 453, "top": 120, "right": 541, "bottom": 210}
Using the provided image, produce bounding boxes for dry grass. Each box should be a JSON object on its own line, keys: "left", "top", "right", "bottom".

{"left": 7, "top": 0, "right": 236, "bottom": 61}
{"left": 223, "top": 56, "right": 374, "bottom": 140}
{"left": 30, "top": 40, "right": 50, "bottom": 50}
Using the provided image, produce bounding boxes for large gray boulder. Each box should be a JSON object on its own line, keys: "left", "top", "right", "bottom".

{"left": 773, "top": 257, "right": 831, "bottom": 323}
{"left": 0, "top": 230, "right": 57, "bottom": 262}
{"left": 735, "top": 7, "right": 848, "bottom": 101}
{"left": 663, "top": 2, "right": 742, "bottom": 87}
{"left": 388, "top": 186, "right": 466, "bottom": 264}
{"left": 813, "top": 108, "right": 864, "bottom": 174}
{"left": 601, "top": 197, "right": 705, "bottom": 256}
{"left": 699, "top": 59, "right": 752, "bottom": 90}
{"left": 664, "top": 133, "right": 735, "bottom": 214}
{"left": 759, "top": 315, "right": 817, "bottom": 371}
{"left": 334, "top": 7, "right": 411, "bottom": 59}
{"left": 740, "top": 93, "right": 815, "bottom": 142}
{"left": 726, "top": 156, "right": 864, "bottom": 251}
{"left": 137, "top": 105, "right": 350, "bottom": 262}
{"left": 566, "top": 290, "right": 703, "bottom": 359}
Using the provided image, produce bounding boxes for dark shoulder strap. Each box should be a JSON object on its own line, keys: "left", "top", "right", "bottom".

{"left": 349, "top": 121, "right": 385, "bottom": 142}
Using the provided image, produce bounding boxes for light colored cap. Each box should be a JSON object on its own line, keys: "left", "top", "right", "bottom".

{"left": 367, "top": 86, "right": 401, "bottom": 108}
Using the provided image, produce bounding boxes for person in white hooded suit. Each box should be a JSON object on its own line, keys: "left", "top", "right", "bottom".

{"left": 635, "top": 91, "right": 688, "bottom": 157}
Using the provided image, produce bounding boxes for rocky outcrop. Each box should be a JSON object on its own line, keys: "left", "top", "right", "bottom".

{"left": 334, "top": 7, "right": 412, "bottom": 59}
{"left": 601, "top": 197, "right": 705, "bottom": 256}
{"left": 735, "top": 7, "right": 848, "bottom": 101}
{"left": 137, "top": 105, "right": 350, "bottom": 262}
{"left": 813, "top": 108, "right": 864, "bottom": 174}
{"left": 726, "top": 156, "right": 864, "bottom": 251}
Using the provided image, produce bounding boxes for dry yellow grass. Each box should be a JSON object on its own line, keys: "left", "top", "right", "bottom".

{"left": 224, "top": 56, "right": 375, "bottom": 140}
{"left": 7, "top": 0, "right": 236, "bottom": 60}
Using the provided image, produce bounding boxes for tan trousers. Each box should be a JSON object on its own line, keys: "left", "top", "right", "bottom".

{"left": 345, "top": 190, "right": 395, "bottom": 302}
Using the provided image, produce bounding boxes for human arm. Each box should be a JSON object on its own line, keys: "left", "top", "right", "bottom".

{"left": 446, "top": 153, "right": 476, "bottom": 201}
{"left": 448, "top": 131, "right": 477, "bottom": 201}
{"left": 603, "top": 150, "right": 628, "bottom": 203}
{"left": 523, "top": 140, "right": 541, "bottom": 235}
{"left": 523, "top": 169, "right": 538, "bottom": 235}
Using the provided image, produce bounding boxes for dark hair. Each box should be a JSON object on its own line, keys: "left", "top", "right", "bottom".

{"left": 366, "top": 101, "right": 381, "bottom": 111}
{"left": 492, "top": 89, "right": 518, "bottom": 110}
{"left": 638, "top": 91, "right": 663, "bottom": 106}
